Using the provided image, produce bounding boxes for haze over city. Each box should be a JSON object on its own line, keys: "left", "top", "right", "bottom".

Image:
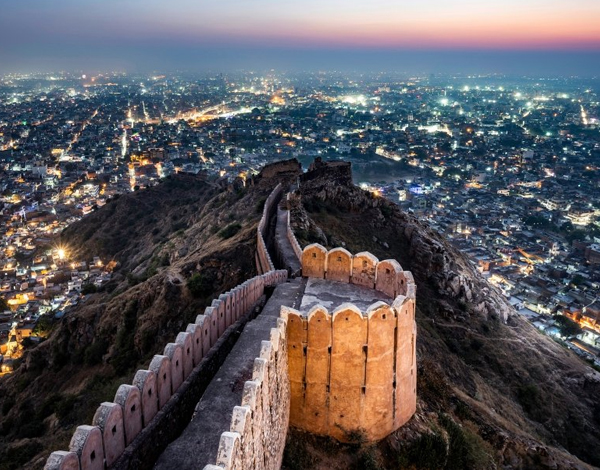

{"left": 2, "top": 0, "right": 600, "bottom": 75}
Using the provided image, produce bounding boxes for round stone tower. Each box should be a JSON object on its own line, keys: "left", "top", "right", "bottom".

{"left": 282, "top": 244, "right": 417, "bottom": 443}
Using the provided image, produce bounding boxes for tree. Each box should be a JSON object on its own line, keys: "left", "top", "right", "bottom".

{"left": 33, "top": 315, "right": 53, "bottom": 337}
{"left": 81, "top": 283, "right": 97, "bottom": 295}
{"left": 524, "top": 215, "right": 553, "bottom": 230}
{"left": 566, "top": 229, "right": 586, "bottom": 243}
{"left": 553, "top": 315, "right": 582, "bottom": 338}
{"left": 571, "top": 275, "right": 584, "bottom": 287}
{"left": 187, "top": 271, "right": 216, "bottom": 298}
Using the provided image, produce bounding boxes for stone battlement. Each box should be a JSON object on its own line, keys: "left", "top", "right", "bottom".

{"left": 44, "top": 270, "right": 288, "bottom": 470}
{"left": 302, "top": 243, "right": 416, "bottom": 299}
{"left": 279, "top": 245, "right": 417, "bottom": 443}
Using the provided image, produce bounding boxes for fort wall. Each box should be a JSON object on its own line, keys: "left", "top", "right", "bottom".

{"left": 256, "top": 184, "right": 283, "bottom": 274}
{"left": 45, "top": 182, "right": 417, "bottom": 470}
{"left": 285, "top": 194, "right": 303, "bottom": 262}
{"left": 44, "top": 270, "right": 289, "bottom": 470}
{"left": 201, "top": 317, "right": 290, "bottom": 470}
{"left": 301, "top": 243, "right": 413, "bottom": 298}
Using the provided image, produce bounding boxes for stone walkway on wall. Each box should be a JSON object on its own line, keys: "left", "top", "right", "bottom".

{"left": 300, "top": 278, "right": 391, "bottom": 313}
{"left": 154, "top": 279, "right": 306, "bottom": 470}
{"left": 274, "top": 207, "right": 301, "bottom": 275}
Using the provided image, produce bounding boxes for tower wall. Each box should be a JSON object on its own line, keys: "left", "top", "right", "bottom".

{"left": 283, "top": 245, "right": 417, "bottom": 443}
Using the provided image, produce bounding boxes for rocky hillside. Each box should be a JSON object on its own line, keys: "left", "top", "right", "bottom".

{"left": 285, "top": 165, "right": 600, "bottom": 470}
{"left": 2, "top": 159, "right": 599, "bottom": 470}
{"left": 0, "top": 164, "right": 300, "bottom": 470}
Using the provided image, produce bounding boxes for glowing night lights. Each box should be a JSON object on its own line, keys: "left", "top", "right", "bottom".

{"left": 341, "top": 95, "right": 367, "bottom": 105}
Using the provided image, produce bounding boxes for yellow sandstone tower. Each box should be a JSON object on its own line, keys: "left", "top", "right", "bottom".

{"left": 283, "top": 243, "right": 417, "bottom": 442}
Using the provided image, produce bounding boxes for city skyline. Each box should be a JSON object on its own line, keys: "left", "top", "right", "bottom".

{"left": 1, "top": 0, "right": 600, "bottom": 75}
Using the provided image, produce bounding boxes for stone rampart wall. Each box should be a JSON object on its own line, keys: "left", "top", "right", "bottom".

{"left": 283, "top": 298, "right": 416, "bottom": 443}
{"left": 285, "top": 194, "right": 303, "bottom": 262}
{"left": 45, "top": 270, "right": 289, "bottom": 470}
{"left": 256, "top": 184, "right": 283, "bottom": 274}
{"left": 202, "top": 317, "right": 290, "bottom": 470}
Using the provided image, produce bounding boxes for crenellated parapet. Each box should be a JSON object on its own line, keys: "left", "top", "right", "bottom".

{"left": 202, "top": 317, "right": 289, "bottom": 470}
{"left": 285, "top": 244, "right": 417, "bottom": 443}
{"left": 44, "top": 270, "right": 288, "bottom": 470}
{"left": 302, "top": 243, "right": 416, "bottom": 299}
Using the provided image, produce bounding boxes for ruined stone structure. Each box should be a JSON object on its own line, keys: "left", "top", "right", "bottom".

{"left": 300, "top": 157, "right": 352, "bottom": 186}
{"left": 45, "top": 181, "right": 417, "bottom": 470}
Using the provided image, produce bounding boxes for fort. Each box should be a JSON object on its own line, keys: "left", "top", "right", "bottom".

{"left": 44, "top": 161, "right": 417, "bottom": 470}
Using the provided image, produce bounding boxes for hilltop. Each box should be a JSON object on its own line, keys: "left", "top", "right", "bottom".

{"left": 1, "top": 159, "right": 599, "bottom": 470}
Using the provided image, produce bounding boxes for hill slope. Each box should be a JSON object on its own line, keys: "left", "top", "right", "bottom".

{"left": 2, "top": 161, "right": 599, "bottom": 470}
{"left": 285, "top": 167, "right": 600, "bottom": 470}
{"left": 0, "top": 167, "right": 298, "bottom": 470}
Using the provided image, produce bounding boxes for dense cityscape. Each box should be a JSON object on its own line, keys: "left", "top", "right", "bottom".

{"left": 0, "top": 71, "right": 599, "bottom": 373}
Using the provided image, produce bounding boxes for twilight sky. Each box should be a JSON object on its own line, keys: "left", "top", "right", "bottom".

{"left": 1, "top": 0, "right": 600, "bottom": 75}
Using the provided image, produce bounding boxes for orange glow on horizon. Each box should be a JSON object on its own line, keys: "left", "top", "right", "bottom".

{"left": 6, "top": 1, "right": 600, "bottom": 55}
{"left": 201, "top": 17, "right": 600, "bottom": 50}
{"left": 125, "top": 1, "right": 600, "bottom": 51}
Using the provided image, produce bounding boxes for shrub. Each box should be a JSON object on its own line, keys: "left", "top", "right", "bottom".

{"left": 256, "top": 197, "right": 267, "bottom": 214}
{"left": 110, "top": 300, "right": 140, "bottom": 375}
{"left": 37, "top": 393, "right": 61, "bottom": 420}
{"left": 2, "top": 396, "right": 15, "bottom": 415}
{"left": 16, "top": 421, "right": 45, "bottom": 439}
{"left": 517, "top": 384, "right": 540, "bottom": 415}
{"left": 358, "top": 447, "right": 383, "bottom": 470}
{"left": 81, "top": 283, "right": 97, "bottom": 295}
{"left": 553, "top": 315, "right": 582, "bottom": 338}
{"left": 84, "top": 338, "right": 109, "bottom": 365}
{"left": 32, "top": 315, "right": 54, "bottom": 336}
{"left": 0, "top": 441, "right": 43, "bottom": 470}
{"left": 187, "top": 271, "right": 216, "bottom": 298}
{"left": 397, "top": 431, "right": 447, "bottom": 469}
{"left": 380, "top": 204, "right": 394, "bottom": 218}
{"left": 218, "top": 223, "right": 242, "bottom": 239}
{"left": 55, "top": 394, "right": 77, "bottom": 420}
{"left": 21, "top": 337, "right": 35, "bottom": 349}
{"left": 439, "top": 413, "right": 493, "bottom": 469}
